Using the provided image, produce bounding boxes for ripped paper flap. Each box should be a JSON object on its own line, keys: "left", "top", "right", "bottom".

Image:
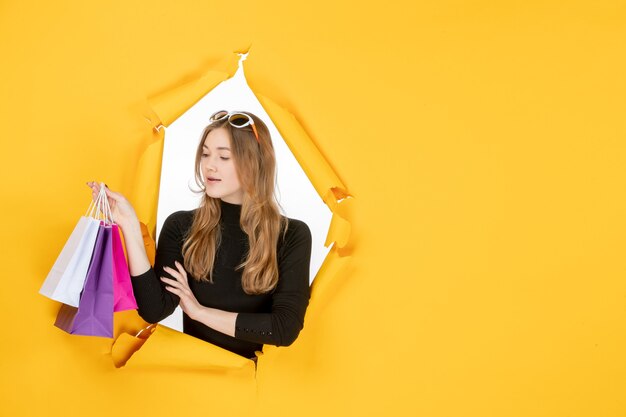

{"left": 111, "top": 324, "right": 256, "bottom": 372}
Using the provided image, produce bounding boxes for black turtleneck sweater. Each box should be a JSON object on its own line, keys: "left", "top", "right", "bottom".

{"left": 130, "top": 200, "right": 312, "bottom": 359}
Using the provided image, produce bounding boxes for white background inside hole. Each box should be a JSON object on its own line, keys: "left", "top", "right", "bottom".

{"left": 155, "top": 58, "right": 332, "bottom": 331}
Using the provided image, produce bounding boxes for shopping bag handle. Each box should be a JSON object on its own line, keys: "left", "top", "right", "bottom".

{"left": 86, "top": 183, "right": 113, "bottom": 225}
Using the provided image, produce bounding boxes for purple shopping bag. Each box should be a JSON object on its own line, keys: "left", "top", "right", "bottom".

{"left": 54, "top": 223, "right": 114, "bottom": 338}
{"left": 112, "top": 224, "right": 137, "bottom": 312}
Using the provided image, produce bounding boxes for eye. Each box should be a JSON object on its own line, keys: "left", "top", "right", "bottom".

{"left": 201, "top": 153, "right": 209, "bottom": 158}
{"left": 220, "top": 157, "right": 230, "bottom": 161}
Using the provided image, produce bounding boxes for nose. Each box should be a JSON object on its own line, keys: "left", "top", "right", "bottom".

{"left": 203, "top": 157, "right": 217, "bottom": 172}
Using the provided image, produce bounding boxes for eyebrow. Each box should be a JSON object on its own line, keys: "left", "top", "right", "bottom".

{"left": 203, "top": 145, "right": 231, "bottom": 151}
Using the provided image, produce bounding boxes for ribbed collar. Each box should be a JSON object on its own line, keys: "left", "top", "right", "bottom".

{"left": 220, "top": 199, "right": 242, "bottom": 226}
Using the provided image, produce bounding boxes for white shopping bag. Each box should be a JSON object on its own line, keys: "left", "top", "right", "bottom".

{"left": 39, "top": 216, "right": 91, "bottom": 299}
{"left": 49, "top": 217, "right": 101, "bottom": 306}
{"left": 39, "top": 185, "right": 110, "bottom": 307}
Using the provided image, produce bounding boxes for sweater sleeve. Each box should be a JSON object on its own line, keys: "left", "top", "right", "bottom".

{"left": 234, "top": 219, "right": 312, "bottom": 346}
{"left": 130, "top": 211, "right": 188, "bottom": 323}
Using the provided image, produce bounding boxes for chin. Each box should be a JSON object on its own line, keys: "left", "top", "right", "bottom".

{"left": 204, "top": 190, "right": 222, "bottom": 199}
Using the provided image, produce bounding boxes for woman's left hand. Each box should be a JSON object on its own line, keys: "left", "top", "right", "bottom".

{"left": 161, "top": 261, "right": 203, "bottom": 321}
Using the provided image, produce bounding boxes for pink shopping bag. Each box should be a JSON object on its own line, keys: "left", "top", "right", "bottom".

{"left": 112, "top": 224, "right": 137, "bottom": 312}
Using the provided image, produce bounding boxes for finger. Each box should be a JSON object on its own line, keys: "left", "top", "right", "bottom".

{"left": 163, "top": 266, "right": 188, "bottom": 285}
{"left": 86, "top": 181, "right": 100, "bottom": 200}
{"left": 164, "top": 272, "right": 191, "bottom": 295}
{"left": 163, "top": 266, "right": 181, "bottom": 280}
{"left": 164, "top": 284, "right": 192, "bottom": 303}
{"left": 104, "top": 186, "right": 125, "bottom": 202}
{"left": 174, "top": 261, "right": 187, "bottom": 278}
{"left": 163, "top": 278, "right": 188, "bottom": 295}
{"left": 161, "top": 277, "right": 180, "bottom": 286}
{"left": 164, "top": 286, "right": 181, "bottom": 296}
{"left": 160, "top": 277, "right": 180, "bottom": 287}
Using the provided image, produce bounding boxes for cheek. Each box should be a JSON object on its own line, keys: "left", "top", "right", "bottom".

{"left": 229, "top": 166, "right": 240, "bottom": 182}
{"left": 228, "top": 164, "right": 241, "bottom": 185}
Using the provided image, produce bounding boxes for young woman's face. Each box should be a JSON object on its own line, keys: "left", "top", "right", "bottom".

{"left": 201, "top": 127, "right": 244, "bottom": 204}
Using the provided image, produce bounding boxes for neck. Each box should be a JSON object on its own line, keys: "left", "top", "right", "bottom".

{"left": 220, "top": 198, "right": 242, "bottom": 226}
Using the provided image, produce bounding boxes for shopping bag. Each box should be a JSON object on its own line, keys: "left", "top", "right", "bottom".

{"left": 39, "top": 215, "right": 90, "bottom": 300}
{"left": 40, "top": 201, "right": 102, "bottom": 307}
{"left": 54, "top": 184, "right": 117, "bottom": 337}
{"left": 55, "top": 223, "right": 115, "bottom": 337}
{"left": 112, "top": 224, "right": 137, "bottom": 312}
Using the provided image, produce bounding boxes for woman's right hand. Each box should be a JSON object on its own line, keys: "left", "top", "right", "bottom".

{"left": 86, "top": 181, "right": 139, "bottom": 231}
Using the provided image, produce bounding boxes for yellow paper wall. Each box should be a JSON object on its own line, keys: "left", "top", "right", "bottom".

{"left": 1, "top": 1, "right": 625, "bottom": 416}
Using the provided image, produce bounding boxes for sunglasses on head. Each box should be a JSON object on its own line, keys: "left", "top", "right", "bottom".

{"left": 209, "top": 110, "right": 260, "bottom": 143}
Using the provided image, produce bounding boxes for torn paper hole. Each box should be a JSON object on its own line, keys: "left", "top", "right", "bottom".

{"left": 154, "top": 56, "right": 333, "bottom": 332}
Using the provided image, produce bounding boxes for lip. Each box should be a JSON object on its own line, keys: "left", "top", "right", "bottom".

{"left": 206, "top": 177, "right": 221, "bottom": 182}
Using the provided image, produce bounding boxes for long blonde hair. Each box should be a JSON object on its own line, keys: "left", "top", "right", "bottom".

{"left": 182, "top": 112, "right": 287, "bottom": 294}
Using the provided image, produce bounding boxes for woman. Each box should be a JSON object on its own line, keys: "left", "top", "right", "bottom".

{"left": 87, "top": 110, "right": 312, "bottom": 360}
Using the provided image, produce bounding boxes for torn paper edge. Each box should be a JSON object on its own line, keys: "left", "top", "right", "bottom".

{"left": 112, "top": 51, "right": 353, "bottom": 369}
